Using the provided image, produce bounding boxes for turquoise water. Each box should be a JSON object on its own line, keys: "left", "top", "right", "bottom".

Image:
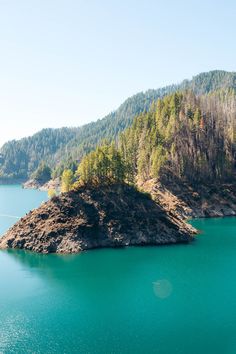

{"left": 1, "top": 186, "right": 236, "bottom": 353}
{"left": 0, "top": 185, "right": 48, "bottom": 235}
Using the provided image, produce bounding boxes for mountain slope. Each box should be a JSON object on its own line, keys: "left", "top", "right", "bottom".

{"left": 1, "top": 70, "right": 236, "bottom": 182}
{"left": 73, "top": 88, "right": 236, "bottom": 219}
{"left": 0, "top": 128, "right": 79, "bottom": 181}
{"left": 76, "top": 88, "right": 236, "bottom": 186}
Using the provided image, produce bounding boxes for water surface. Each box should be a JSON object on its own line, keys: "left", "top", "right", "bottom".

{"left": 0, "top": 185, "right": 48, "bottom": 235}
{"left": 0, "top": 186, "right": 236, "bottom": 353}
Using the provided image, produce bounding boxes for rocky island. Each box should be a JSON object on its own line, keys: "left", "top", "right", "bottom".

{"left": 0, "top": 184, "right": 195, "bottom": 254}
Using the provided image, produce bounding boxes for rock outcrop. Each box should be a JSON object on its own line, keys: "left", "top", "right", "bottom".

{"left": 0, "top": 184, "right": 195, "bottom": 254}
{"left": 140, "top": 178, "right": 236, "bottom": 219}
{"left": 38, "top": 178, "right": 60, "bottom": 192}
{"left": 22, "top": 178, "right": 60, "bottom": 192}
{"left": 22, "top": 179, "right": 41, "bottom": 190}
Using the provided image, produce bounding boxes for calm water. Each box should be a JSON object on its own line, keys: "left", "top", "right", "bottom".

{"left": 1, "top": 186, "right": 236, "bottom": 353}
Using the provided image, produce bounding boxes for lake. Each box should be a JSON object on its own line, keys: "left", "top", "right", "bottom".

{"left": 0, "top": 185, "right": 236, "bottom": 353}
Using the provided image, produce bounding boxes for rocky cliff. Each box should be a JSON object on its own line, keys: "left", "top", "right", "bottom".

{"left": 0, "top": 184, "right": 195, "bottom": 254}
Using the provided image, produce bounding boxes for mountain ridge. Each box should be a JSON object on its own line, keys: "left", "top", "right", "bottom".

{"left": 1, "top": 70, "right": 236, "bottom": 182}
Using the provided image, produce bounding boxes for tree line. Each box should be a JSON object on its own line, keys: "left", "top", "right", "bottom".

{"left": 59, "top": 88, "right": 236, "bottom": 192}
{"left": 1, "top": 70, "right": 236, "bottom": 183}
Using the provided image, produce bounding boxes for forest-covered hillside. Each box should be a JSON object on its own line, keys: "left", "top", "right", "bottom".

{"left": 75, "top": 88, "right": 236, "bottom": 186}
{"left": 0, "top": 128, "right": 79, "bottom": 182}
{"left": 1, "top": 70, "right": 236, "bottom": 182}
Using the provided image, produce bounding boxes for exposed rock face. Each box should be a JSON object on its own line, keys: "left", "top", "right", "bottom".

{"left": 140, "top": 178, "right": 236, "bottom": 219}
{"left": 22, "top": 179, "right": 41, "bottom": 190}
{"left": 38, "top": 178, "right": 60, "bottom": 192}
{"left": 22, "top": 178, "right": 60, "bottom": 192}
{"left": 0, "top": 184, "right": 195, "bottom": 254}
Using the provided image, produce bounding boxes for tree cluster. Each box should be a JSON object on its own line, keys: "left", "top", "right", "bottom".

{"left": 32, "top": 161, "right": 51, "bottom": 184}
{"left": 76, "top": 143, "right": 125, "bottom": 185}
{"left": 73, "top": 89, "right": 236, "bottom": 187}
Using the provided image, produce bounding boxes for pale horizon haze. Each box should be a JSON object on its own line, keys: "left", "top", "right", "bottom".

{"left": 0, "top": 0, "right": 235, "bottom": 147}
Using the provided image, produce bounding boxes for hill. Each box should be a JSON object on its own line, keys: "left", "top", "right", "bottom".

{"left": 0, "top": 184, "right": 195, "bottom": 253}
{"left": 0, "top": 127, "right": 79, "bottom": 182}
{"left": 1, "top": 70, "right": 236, "bottom": 182}
{"left": 76, "top": 88, "right": 236, "bottom": 185}
{"left": 73, "top": 88, "right": 236, "bottom": 219}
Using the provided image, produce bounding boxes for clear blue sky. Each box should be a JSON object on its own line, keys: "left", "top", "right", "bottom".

{"left": 0, "top": 0, "right": 235, "bottom": 147}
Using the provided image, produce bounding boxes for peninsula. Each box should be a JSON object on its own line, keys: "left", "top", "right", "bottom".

{"left": 0, "top": 184, "right": 195, "bottom": 254}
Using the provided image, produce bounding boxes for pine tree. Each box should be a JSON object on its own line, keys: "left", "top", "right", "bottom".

{"left": 61, "top": 169, "right": 74, "bottom": 192}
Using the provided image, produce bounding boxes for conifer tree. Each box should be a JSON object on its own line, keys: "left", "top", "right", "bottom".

{"left": 61, "top": 169, "right": 74, "bottom": 192}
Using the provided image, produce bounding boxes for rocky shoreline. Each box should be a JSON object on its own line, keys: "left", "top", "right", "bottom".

{"left": 22, "top": 177, "right": 236, "bottom": 220}
{"left": 140, "top": 178, "right": 236, "bottom": 220}
{"left": 22, "top": 178, "right": 60, "bottom": 192}
{"left": 1, "top": 178, "right": 235, "bottom": 255}
{"left": 0, "top": 184, "right": 196, "bottom": 254}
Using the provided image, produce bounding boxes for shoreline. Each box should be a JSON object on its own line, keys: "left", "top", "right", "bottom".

{"left": 0, "top": 181, "right": 235, "bottom": 255}
{"left": 0, "top": 184, "right": 195, "bottom": 254}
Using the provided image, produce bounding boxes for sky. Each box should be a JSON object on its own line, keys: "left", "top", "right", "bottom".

{"left": 0, "top": 0, "right": 235, "bottom": 147}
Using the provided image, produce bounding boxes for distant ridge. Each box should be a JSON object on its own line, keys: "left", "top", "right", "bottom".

{"left": 0, "top": 70, "right": 235, "bottom": 182}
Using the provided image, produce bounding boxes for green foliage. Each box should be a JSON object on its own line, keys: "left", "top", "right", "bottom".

{"left": 48, "top": 188, "right": 57, "bottom": 199}
{"left": 32, "top": 161, "right": 51, "bottom": 183}
{"left": 0, "top": 128, "right": 78, "bottom": 180}
{"left": 74, "top": 86, "right": 236, "bottom": 187}
{"left": 52, "top": 159, "right": 78, "bottom": 180}
{"left": 61, "top": 169, "right": 74, "bottom": 193}
{"left": 1, "top": 70, "right": 236, "bottom": 182}
{"left": 151, "top": 146, "right": 167, "bottom": 178}
{"left": 76, "top": 144, "right": 125, "bottom": 185}
{"left": 118, "top": 89, "right": 236, "bottom": 183}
